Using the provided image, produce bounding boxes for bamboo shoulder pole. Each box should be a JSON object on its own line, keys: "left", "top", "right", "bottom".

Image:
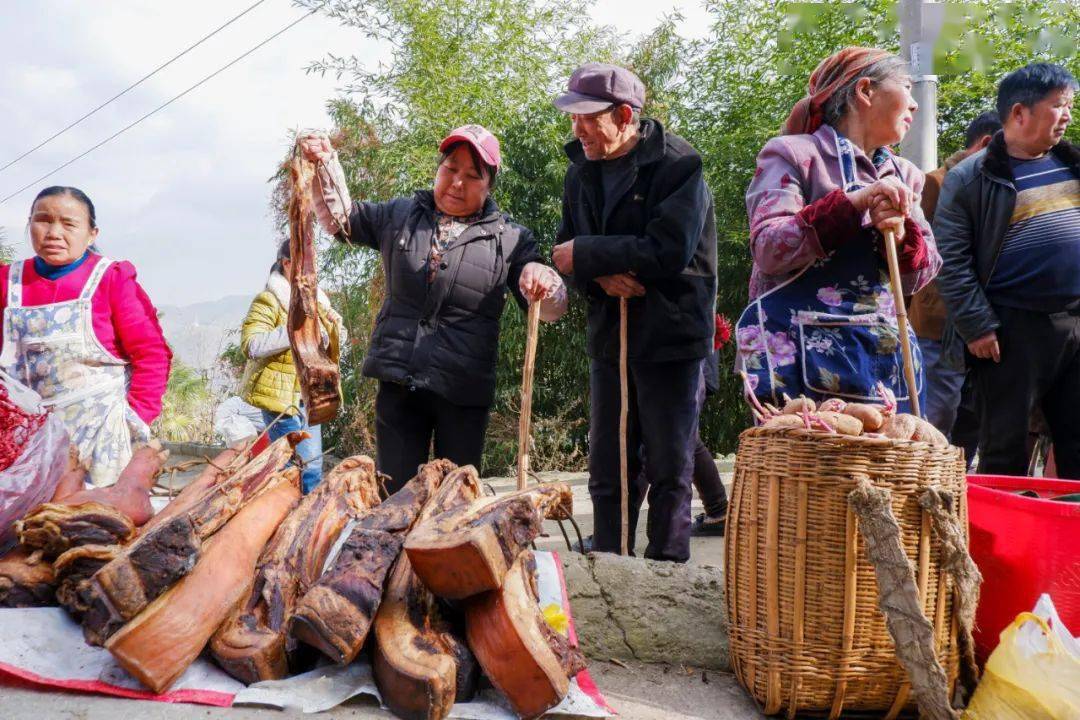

{"left": 619, "top": 297, "right": 629, "bottom": 556}
{"left": 883, "top": 227, "right": 921, "bottom": 417}
{"left": 516, "top": 300, "right": 542, "bottom": 490}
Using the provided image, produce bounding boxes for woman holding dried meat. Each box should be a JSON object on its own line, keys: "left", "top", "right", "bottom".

{"left": 0, "top": 186, "right": 172, "bottom": 487}
{"left": 299, "top": 125, "right": 568, "bottom": 493}
{"left": 735, "top": 47, "right": 940, "bottom": 413}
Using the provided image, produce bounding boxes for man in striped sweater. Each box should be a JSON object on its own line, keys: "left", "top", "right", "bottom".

{"left": 934, "top": 62, "right": 1080, "bottom": 477}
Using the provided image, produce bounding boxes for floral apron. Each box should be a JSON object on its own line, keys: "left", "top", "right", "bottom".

{"left": 735, "top": 133, "right": 924, "bottom": 413}
{"left": 1, "top": 257, "right": 149, "bottom": 487}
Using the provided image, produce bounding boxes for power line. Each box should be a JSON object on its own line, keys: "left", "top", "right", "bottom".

{"left": 0, "top": 9, "right": 316, "bottom": 206}
{"left": 0, "top": 0, "right": 271, "bottom": 175}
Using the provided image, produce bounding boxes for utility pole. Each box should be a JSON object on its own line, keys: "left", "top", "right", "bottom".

{"left": 898, "top": 0, "right": 944, "bottom": 172}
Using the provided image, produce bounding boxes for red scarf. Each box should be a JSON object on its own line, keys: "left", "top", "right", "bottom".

{"left": 783, "top": 47, "right": 894, "bottom": 136}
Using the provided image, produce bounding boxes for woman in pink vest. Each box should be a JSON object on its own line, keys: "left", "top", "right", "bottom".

{"left": 1, "top": 186, "right": 172, "bottom": 487}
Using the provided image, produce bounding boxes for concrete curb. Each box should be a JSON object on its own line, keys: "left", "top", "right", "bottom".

{"left": 560, "top": 551, "right": 729, "bottom": 671}
{"left": 162, "top": 441, "right": 225, "bottom": 458}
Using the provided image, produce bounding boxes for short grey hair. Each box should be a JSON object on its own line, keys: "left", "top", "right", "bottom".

{"left": 821, "top": 55, "right": 909, "bottom": 126}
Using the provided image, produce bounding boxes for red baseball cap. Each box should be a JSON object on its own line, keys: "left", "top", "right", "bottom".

{"left": 439, "top": 124, "right": 501, "bottom": 171}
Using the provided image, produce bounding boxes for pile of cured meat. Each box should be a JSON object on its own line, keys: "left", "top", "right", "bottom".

{"left": 0, "top": 436, "right": 582, "bottom": 719}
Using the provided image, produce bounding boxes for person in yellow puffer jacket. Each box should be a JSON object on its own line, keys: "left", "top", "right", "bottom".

{"left": 240, "top": 239, "right": 346, "bottom": 492}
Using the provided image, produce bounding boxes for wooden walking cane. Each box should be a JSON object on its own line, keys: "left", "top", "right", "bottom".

{"left": 619, "top": 297, "right": 629, "bottom": 556}
{"left": 516, "top": 300, "right": 542, "bottom": 490}
{"left": 883, "top": 226, "right": 921, "bottom": 417}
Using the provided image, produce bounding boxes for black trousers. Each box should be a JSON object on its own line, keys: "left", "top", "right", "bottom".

{"left": 588, "top": 357, "right": 703, "bottom": 562}
{"left": 693, "top": 435, "right": 728, "bottom": 518}
{"left": 375, "top": 381, "right": 491, "bottom": 494}
{"left": 952, "top": 374, "right": 980, "bottom": 469}
{"left": 971, "top": 304, "right": 1080, "bottom": 479}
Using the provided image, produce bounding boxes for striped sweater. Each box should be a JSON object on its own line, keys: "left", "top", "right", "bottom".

{"left": 986, "top": 153, "right": 1080, "bottom": 312}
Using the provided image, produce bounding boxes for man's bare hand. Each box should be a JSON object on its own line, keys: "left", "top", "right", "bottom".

{"left": 967, "top": 331, "right": 1001, "bottom": 362}
{"left": 595, "top": 273, "right": 645, "bottom": 298}
{"left": 552, "top": 240, "right": 574, "bottom": 275}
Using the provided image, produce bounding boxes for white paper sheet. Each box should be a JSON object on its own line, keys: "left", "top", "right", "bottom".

{"left": 0, "top": 606, "right": 244, "bottom": 700}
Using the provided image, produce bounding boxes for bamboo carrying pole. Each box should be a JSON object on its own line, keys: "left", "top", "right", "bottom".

{"left": 883, "top": 226, "right": 921, "bottom": 417}
{"left": 619, "top": 297, "right": 630, "bottom": 556}
{"left": 516, "top": 300, "right": 542, "bottom": 490}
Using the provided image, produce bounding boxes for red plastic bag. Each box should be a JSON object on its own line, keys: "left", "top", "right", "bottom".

{"left": 0, "top": 371, "right": 69, "bottom": 552}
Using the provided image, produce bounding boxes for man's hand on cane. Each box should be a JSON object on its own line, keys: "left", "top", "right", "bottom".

{"left": 595, "top": 274, "right": 645, "bottom": 298}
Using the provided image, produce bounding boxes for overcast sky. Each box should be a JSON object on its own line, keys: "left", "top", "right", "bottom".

{"left": 0, "top": 0, "right": 710, "bottom": 306}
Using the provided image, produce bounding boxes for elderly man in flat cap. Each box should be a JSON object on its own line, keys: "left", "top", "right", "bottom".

{"left": 551, "top": 63, "right": 717, "bottom": 562}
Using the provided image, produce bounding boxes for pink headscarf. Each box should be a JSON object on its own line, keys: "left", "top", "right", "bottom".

{"left": 783, "top": 47, "right": 894, "bottom": 136}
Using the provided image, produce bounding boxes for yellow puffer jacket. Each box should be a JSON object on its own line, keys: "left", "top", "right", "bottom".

{"left": 240, "top": 272, "right": 343, "bottom": 415}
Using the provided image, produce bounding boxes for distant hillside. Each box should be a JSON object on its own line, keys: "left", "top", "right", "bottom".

{"left": 158, "top": 294, "right": 251, "bottom": 371}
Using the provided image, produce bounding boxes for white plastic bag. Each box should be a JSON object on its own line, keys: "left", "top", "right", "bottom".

{"left": 213, "top": 397, "right": 267, "bottom": 446}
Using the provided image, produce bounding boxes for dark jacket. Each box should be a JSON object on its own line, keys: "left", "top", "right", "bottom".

{"left": 909, "top": 148, "right": 968, "bottom": 342}
{"left": 346, "top": 190, "right": 538, "bottom": 406}
{"left": 933, "top": 132, "right": 1080, "bottom": 367}
{"left": 558, "top": 119, "right": 717, "bottom": 362}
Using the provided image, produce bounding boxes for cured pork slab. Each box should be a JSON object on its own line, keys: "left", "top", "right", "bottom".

{"left": 81, "top": 434, "right": 300, "bottom": 646}
{"left": 210, "top": 456, "right": 381, "bottom": 683}
{"left": 405, "top": 484, "right": 573, "bottom": 600}
{"left": 16, "top": 503, "right": 134, "bottom": 558}
{"left": 373, "top": 465, "right": 483, "bottom": 720}
{"left": 465, "top": 550, "right": 586, "bottom": 719}
{"left": 53, "top": 544, "right": 120, "bottom": 620}
{"left": 0, "top": 547, "right": 56, "bottom": 607}
{"left": 106, "top": 471, "right": 300, "bottom": 694}
{"left": 289, "top": 460, "right": 455, "bottom": 664}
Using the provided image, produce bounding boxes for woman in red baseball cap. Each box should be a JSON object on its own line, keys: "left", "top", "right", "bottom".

{"left": 299, "top": 125, "right": 566, "bottom": 493}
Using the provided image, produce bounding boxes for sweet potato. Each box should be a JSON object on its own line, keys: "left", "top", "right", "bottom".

{"left": 817, "top": 398, "right": 847, "bottom": 413}
{"left": 816, "top": 411, "right": 863, "bottom": 436}
{"left": 881, "top": 413, "right": 918, "bottom": 441}
{"left": 762, "top": 415, "right": 805, "bottom": 430}
{"left": 782, "top": 397, "right": 816, "bottom": 414}
{"left": 911, "top": 417, "right": 949, "bottom": 448}
{"left": 842, "top": 403, "right": 885, "bottom": 432}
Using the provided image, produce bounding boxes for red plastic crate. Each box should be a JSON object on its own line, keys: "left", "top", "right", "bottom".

{"left": 967, "top": 474, "right": 1080, "bottom": 663}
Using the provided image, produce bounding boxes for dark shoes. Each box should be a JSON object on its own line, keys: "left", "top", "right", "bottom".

{"left": 573, "top": 535, "right": 594, "bottom": 554}
{"left": 690, "top": 512, "right": 726, "bottom": 537}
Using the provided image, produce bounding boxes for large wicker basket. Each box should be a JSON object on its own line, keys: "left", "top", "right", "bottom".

{"left": 726, "top": 426, "right": 968, "bottom": 718}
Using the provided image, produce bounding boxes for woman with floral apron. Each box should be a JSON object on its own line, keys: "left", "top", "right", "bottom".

{"left": 0, "top": 187, "right": 172, "bottom": 487}
{"left": 736, "top": 47, "right": 941, "bottom": 413}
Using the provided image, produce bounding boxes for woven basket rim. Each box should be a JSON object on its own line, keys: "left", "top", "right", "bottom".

{"left": 740, "top": 425, "right": 958, "bottom": 452}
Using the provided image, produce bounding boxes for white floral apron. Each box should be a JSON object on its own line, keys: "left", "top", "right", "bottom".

{"left": 1, "top": 257, "right": 149, "bottom": 487}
